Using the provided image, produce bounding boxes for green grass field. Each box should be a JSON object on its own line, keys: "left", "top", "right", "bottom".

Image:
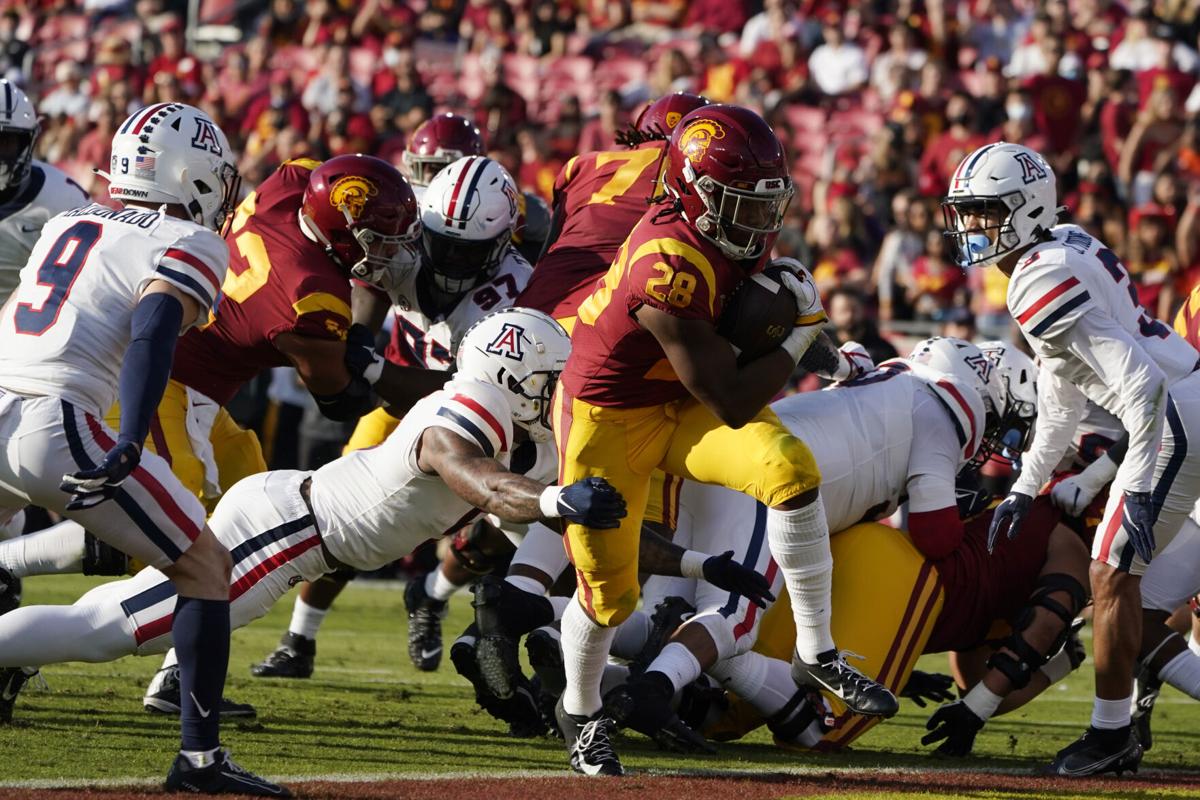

{"left": 2, "top": 574, "right": 1200, "bottom": 797}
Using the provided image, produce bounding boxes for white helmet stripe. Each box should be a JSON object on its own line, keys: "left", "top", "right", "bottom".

{"left": 445, "top": 155, "right": 484, "bottom": 224}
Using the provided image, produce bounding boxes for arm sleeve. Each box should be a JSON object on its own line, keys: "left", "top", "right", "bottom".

{"left": 153, "top": 228, "right": 229, "bottom": 327}
{"left": 1058, "top": 312, "right": 1169, "bottom": 494}
{"left": 117, "top": 293, "right": 184, "bottom": 447}
{"left": 1011, "top": 368, "right": 1089, "bottom": 496}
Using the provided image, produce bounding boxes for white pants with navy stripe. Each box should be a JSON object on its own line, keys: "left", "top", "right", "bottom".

{"left": 1094, "top": 372, "right": 1200, "bottom": 577}
{"left": 0, "top": 391, "right": 204, "bottom": 569}
{"left": 0, "top": 469, "right": 332, "bottom": 666}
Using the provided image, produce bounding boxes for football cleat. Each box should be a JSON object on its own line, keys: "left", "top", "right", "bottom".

{"left": 630, "top": 596, "right": 695, "bottom": 674}
{"left": 555, "top": 698, "right": 624, "bottom": 776}
{"left": 0, "top": 566, "right": 20, "bottom": 616}
{"left": 405, "top": 575, "right": 448, "bottom": 672}
{"left": 604, "top": 672, "right": 715, "bottom": 754}
{"left": 450, "top": 626, "right": 547, "bottom": 737}
{"left": 0, "top": 667, "right": 37, "bottom": 724}
{"left": 165, "top": 748, "right": 291, "bottom": 796}
{"left": 473, "top": 576, "right": 554, "bottom": 699}
{"left": 1131, "top": 665, "right": 1162, "bottom": 752}
{"left": 526, "top": 628, "right": 566, "bottom": 699}
{"left": 143, "top": 665, "right": 257, "bottom": 719}
{"left": 1045, "top": 726, "right": 1143, "bottom": 777}
{"left": 250, "top": 632, "right": 315, "bottom": 679}
{"left": 792, "top": 649, "right": 899, "bottom": 718}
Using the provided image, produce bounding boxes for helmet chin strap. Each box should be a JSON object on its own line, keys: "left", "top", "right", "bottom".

{"left": 298, "top": 209, "right": 351, "bottom": 271}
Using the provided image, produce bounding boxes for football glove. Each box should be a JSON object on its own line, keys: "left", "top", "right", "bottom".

{"left": 901, "top": 670, "right": 957, "bottom": 708}
{"left": 701, "top": 551, "right": 775, "bottom": 608}
{"left": 1122, "top": 490, "right": 1156, "bottom": 564}
{"left": 986, "top": 491, "right": 1033, "bottom": 553}
{"left": 60, "top": 439, "right": 141, "bottom": 510}
{"left": 1050, "top": 452, "right": 1118, "bottom": 517}
{"left": 343, "top": 323, "right": 385, "bottom": 385}
{"left": 921, "top": 699, "right": 985, "bottom": 757}
{"left": 833, "top": 341, "right": 874, "bottom": 382}
{"left": 541, "top": 478, "right": 627, "bottom": 529}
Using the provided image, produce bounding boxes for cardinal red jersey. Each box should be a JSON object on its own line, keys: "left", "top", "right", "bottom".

{"left": 559, "top": 205, "right": 748, "bottom": 408}
{"left": 172, "top": 159, "right": 352, "bottom": 406}
{"left": 517, "top": 140, "right": 667, "bottom": 320}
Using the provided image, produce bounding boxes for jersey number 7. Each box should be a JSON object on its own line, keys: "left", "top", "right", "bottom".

{"left": 15, "top": 221, "right": 102, "bottom": 336}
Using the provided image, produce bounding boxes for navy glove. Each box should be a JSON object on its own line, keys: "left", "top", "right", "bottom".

{"left": 553, "top": 477, "right": 627, "bottom": 529}
{"left": 701, "top": 551, "right": 776, "bottom": 608}
{"left": 921, "top": 699, "right": 985, "bottom": 757}
{"left": 987, "top": 491, "right": 1033, "bottom": 554}
{"left": 60, "top": 439, "right": 141, "bottom": 510}
{"left": 343, "top": 323, "right": 384, "bottom": 385}
{"left": 901, "top": 670, "right": 957, "bottom": 708}
{"left": 1122, "top": 490, "right": 1156, "bottom": 564}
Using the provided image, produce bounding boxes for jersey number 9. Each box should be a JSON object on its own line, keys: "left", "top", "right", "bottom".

{"left": 14, "top": 221, "right": 102, "bottom": 336}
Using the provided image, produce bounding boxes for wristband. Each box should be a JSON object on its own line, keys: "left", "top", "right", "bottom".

{"left": 680, "top": 550, "right": 708, "bottom": 579}
{"left": 781, "top": 323, "right": 822, "bottom": 364}
{"left": 962, "top": 683, "right": 1004, "bottom": 721}
{"left": 539, "top": 485, "right": 563, "bottom": 518}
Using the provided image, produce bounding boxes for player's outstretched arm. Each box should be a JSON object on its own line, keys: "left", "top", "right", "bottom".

{"left": 637, "top": 307, "right": 795, "bottom": 429}
{"left": 637, "top": 527, "right": 775, "bottom": 608}
{"left": 417, "top": 427, "right": 627, "bottom": 528}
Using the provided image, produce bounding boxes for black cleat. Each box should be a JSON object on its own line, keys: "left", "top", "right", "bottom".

{"left": 1132, "top": 665, "right": 1162, "bottom": 752}
{"left": 250, "top": 632, "right": 315, "bottom": 679}
{"left": 473, "top": 576, "right": 521, "bottom": 699}
{"left": 1045, "top": 726, "right": 1143, "bottom": 776}
{"left": 792, "top": 649, "right": 899, "bottom": 718}
{"left": 165, "top": 748, "right": 291, "bottom": 796}
{"left": 630, "top": 596, "right": 695, "bottom": 674}
{"left": 143, "top": 665, "right": 257, "bottom": 719}
{"left": 526, "top": 628, "right": 566, "bottom": 699}
{"left": 405, "top": 576, "right": 447, "bottom": 672}
{"left": 0, "top": 667, "right": 36, "bottom": 724}
{"left": 450, "top": 626, "right": 547, "bottom": 737}
{"left": 0, "top": 566, "right": 20, "bottom": 616}
{"left": 555, "top": 698, "right": 624, "bottom": 776}
{"left": 604, "top": 672, "right": 715, "bottom": 754}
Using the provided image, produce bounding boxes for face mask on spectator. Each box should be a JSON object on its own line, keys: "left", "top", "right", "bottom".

{"left": 1005, "top": 101, "right": 1031, "bottom": 122}
{"left": 383, "top": 48, "right": 403, "bottom": 68}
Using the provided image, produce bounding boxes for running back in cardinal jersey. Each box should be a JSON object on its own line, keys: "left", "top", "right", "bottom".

{"left": 0, "top": 161, "right": 89, "bottom": 302}
{"left": 517, "top": 141, "right": 667, "bottom": 323}
{"left": 171, "top": 159, "right": 352, "bottom": 406}
{"left": 384, "top": 250, "right": 532, "bottom": 370}
{"left": 307, "top": 378, "right": 515, "bottom": 570}
{"left": 0, "top": 203, "right": 226, "bottom": 414}
{"left": 561, "top": 206, "right": 749, "bottom": 407}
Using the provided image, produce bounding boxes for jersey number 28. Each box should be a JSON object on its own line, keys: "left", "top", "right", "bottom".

{"left": 14, "top": 221, "right": 102, "bottom": 336}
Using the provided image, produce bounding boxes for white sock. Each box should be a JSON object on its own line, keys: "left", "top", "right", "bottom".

{"left": 547, "top": 595, "right": 570, "bottom": 620}
{"left": 424, "top": 567, "right": 459, "bottom": 602}
{"left": 708, "top": 651, "right": 796, "bottom": 718}
{"left": 609, "top": 609, "right": 651, "bottom": 660}
{"left": 560, "top": 594, "right": 616, "bottom": 717}
{"left": 288, "top": 596, "right": 329, "bottom": 640}
{"left": 160, "top": 648, "right": 178, "bottom": 670}
{"left": 505, "top": 574, "right": 547, "bottom": 596}
{"left": 181, "top": 748, "right": 220, "bottom": 768}
{"left": 767, "top": 502, "right": 834, "bottom": 661}
{"left": 1189, "top": 633, "right": 1200, "bottom": 657}
{"left": 0, "top": 509, "right": 24, "bottom": 541}
{"left": 0, "top": 520, "right": 85, "bottom": 577}
{"left": 1159, "top": 650, "right": 1200, "bottom": 700}
{"left": 647, "top": 641, "right": 701, "bottom": 693}
{"left": 1091, "top": 695, "right": 1132, "bottom": 730}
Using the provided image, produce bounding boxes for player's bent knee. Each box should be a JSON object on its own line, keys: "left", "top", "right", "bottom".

{"left": 689, "top": 611, "right": 743, "bottom": 661}
{"left": 165, "top": 529, "right": 232, "bottom": 598}
{"left": 591, "top": 583, "right": 641, "bottom": 627}
{"left": 989, "top": 572, "right": 1087, "bottom": 689}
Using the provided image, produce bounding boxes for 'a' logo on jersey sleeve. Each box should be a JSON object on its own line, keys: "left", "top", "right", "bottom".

{"left": 1013, "top": 151, "right": 1047, "bottom": 184}
{"left": 191, "top": 119, "right": 224, "bottom": 155}
{"left": 485, "top": 323, "right": 525, "bottom": 360}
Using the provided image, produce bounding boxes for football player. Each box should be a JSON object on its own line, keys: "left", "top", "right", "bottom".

{"left": 944, "top": 142, "right": 1200, "bottom": 776}
{"left": 0, "top": 103, "right": 284, "bottom": 795}
{"left": 550, "top": 103, "right": 894, "bottom": 776}
{"left": 401, "top": 113, "right": 485, "bottom": 199}
{"left": 252, "top": 156, "right": 535, "bottom": 677}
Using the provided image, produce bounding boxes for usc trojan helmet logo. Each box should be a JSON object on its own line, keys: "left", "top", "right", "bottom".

{"left": 329, "top": 175, "right": 379, "bottom": 220}
{"left": 665, "top": 111, "right": 682, "bottom": 129}
{"left": 679, "top": 119, "right": 726, "bottom": 165}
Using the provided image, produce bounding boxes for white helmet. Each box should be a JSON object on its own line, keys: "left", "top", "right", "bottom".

{"left": 942, "top": 141, "right": 1058, "bottom": 268}
{"left": 100, "top": 102, "right": 240, "bottom": 231}
{"left": 420, "top": 155, "right": 519, "bottom": 294}
{"left": 978, "top": 340, "right": 1039, "bottom": 456}
{"left": 0, "top": 80, "right": 39, "bottom": 193}
{"left": 457, "top": 308, "right": 571, "bottom": 444}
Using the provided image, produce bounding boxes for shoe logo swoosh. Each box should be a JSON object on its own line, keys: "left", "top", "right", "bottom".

{"left": 17, "top": 224, "right": 38, "bottom": 234}
{"left": 421, "top": 647, "right": 442, "bottom": 660}
{"left": 190, "top": 691, "right": 211, "bottom": 719}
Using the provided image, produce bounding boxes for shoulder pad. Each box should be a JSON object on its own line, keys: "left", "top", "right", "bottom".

{"left": 433, "top": 378, "right": 515, "bottom": 458}
{"left": 1009, "top": 247, "right": 1092, "bottom": 341}
{"left": 906, "top": 363, "right": 986, "bottom": 463}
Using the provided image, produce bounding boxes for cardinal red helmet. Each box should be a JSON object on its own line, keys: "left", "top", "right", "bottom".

{"left": 300, "top": 154, "right": 422, "bottom": 289}
{"left": 634, "top": 92, "right": 711, "bottom": 140}
{"left": 664, "top": 104, "right": 793, "bottom": 260}
{"left": 403, "top": 113, "right": 486, "bottom": 188}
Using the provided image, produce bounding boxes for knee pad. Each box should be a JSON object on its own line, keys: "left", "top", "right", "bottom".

{"left": 688, "top": 611, "right": 740, "bottom": 662}
{"left": 990, "top": 572, "right": 1088, "bottom": 689}
{"left": 82, "top": 532, "right": 130, "bottom": 577}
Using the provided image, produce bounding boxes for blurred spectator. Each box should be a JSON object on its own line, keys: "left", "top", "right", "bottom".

{"left": 1119, "top": 84, "right": 1185, "bottom": 205}
{"left": 1126, "top": 203, "right": 1181, "bottom": 320}
{"left": 873, "top": 190, "right": 924, "bottom": 322}
{"left": 1021, "top": 36, "right": 1086, "bottom": 159}
{"left": 40, "top": 62, "right": 89, "bottom": 121}
{"left": 962, "top": 0, "right": 1025, "bottom": 63}
{"left": 826, "top": 286, "right": 898, "bottom": 365}
{"left": 918, "top": 92, "right": 984, "bottom": 196}
{"left": 870, "top": 23, "right": 927, "bottom": 105}
{"left": 808, "top": 12, "right": 867, "bottom": 97}
{"left": 0, "top": 10, "right": 27, "bottom": 83}
{"left": 322, "top": 79, "right": 376, "bottom": 156}
{"left": 649, "top": 47, "right": 695, "bottom": 97}
{"left": 991, "top": 87, "right": 1051, "bottom": 155}
{"left": 697, "top": 34, "right": 749, "bottom": 103}
{"left": 684, "top": 0, "right": 750, "bottom": 36}
{"left": 1008, "top": 14, "right": 1083, "bottom": 79}
{"left": 908, "top": 228, "right": 967, "bottom": 320}
{"left": 934, "top": 306, "right": 977, "bottom": 342}
{"left": 145, "top": 17, "right": 200, "bottom": 99}
{"left": 377, "top": 49, "right": 434, "bottom": 133}
{"left": 739, "top": 0, "right": 799, "bottom": 60}
{"left": 1097, "top": 68, "right": 1139, "bottom": 174}
{"left": 303, "top": 45, "right": 369, "bottom": 116}
{"left": 477, "top": 62, "right": 529, "bottom": 147}
{"left": 242, "top": 71, "right": 310, "bottom": 161}
{"left": 1111, "top": 15, "right": 1199, "bottom": 74}
{"left": 77, "top": 100, "right": 119, "bottom": 196}
{"left": 577, "top": 90, "right": 626, "bottom": 154}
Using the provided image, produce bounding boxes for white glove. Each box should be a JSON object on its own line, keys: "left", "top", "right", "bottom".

{"left": 827, "top": 341, "right": 874, "bottom": 382}
{"left": 1050, "top": 452, "right": 1119, "bottom": 517}
{"left": 772, "top": 261, "right": 827, "bottom": 363}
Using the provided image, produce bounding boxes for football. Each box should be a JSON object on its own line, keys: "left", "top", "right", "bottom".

{"left": 718, "top": 264, "right": 798, "bottom": 362}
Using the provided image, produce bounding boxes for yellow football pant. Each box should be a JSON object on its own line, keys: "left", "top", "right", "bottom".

{"left": 705, "top": 522, "right": 946, "bottom": 749}
{"left": 554, "top": 390, "right": 819, "bottom": 626}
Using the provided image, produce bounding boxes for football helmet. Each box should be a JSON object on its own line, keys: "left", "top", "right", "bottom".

{"left": 420, "top": 155, "right": 519, "bottom": 294}
{"left": 457, "top": 308, "right": 571, "bottom": 444}
{"left": 978, "top": 340, "right": 1039, "bottom": 457}
{"left": 942, "top": 141, "right": 1058, "bottom": 268}
{"left": 664, "top": 104, "right": 793, "bottom": 260}
{"left": 101, "top": 103, "right": 239, "bottom": 231}
{"left": 300, "top": 154, "right": 422, "bottom": 289}
{"left": 631, "top": 92, "right": 711, "bottom": 141}
{"left": 0, "top": 80, "right": 39, "bottom": 194}
{"left": 402, "top": 113, "right": 486, "bottom": 188}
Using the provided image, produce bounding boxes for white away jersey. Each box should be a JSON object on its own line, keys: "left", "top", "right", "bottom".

{"left": 309, "top": 377, "right": 516, "bottom": 571}
{"left": 0, "top": 204, "right": 228, "bottom": 414}
{"left": 1008, "top": 224, "right": 1198, "bottom": 495}
{"left": 387, "top": 250, "right": 532, "bottom": 370}
{"left": 0, "top": 161, "right": 89, "bottom": 302}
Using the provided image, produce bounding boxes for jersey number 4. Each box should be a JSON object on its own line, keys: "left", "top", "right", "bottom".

{"left": 14, "top": 221, "right": 102, "bottom": 336}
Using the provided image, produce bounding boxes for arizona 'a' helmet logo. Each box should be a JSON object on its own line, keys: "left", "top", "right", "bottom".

{"left": 1013, "top": 151, "right": 1047, "bottom": 184}
{"left": 329, "top": 175, "right": 379, "bottom": 220}
{"left": 485, "top": 322, "right": 526, "bottom": 360}
{"left": 964, "top": 352, "right": 994, "bottom": 385}
{"left": 190, "top": 118, "right": 224, "bottom": 155}
{"left": 679, "top": 119, "right": 726, "bottom": 165}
